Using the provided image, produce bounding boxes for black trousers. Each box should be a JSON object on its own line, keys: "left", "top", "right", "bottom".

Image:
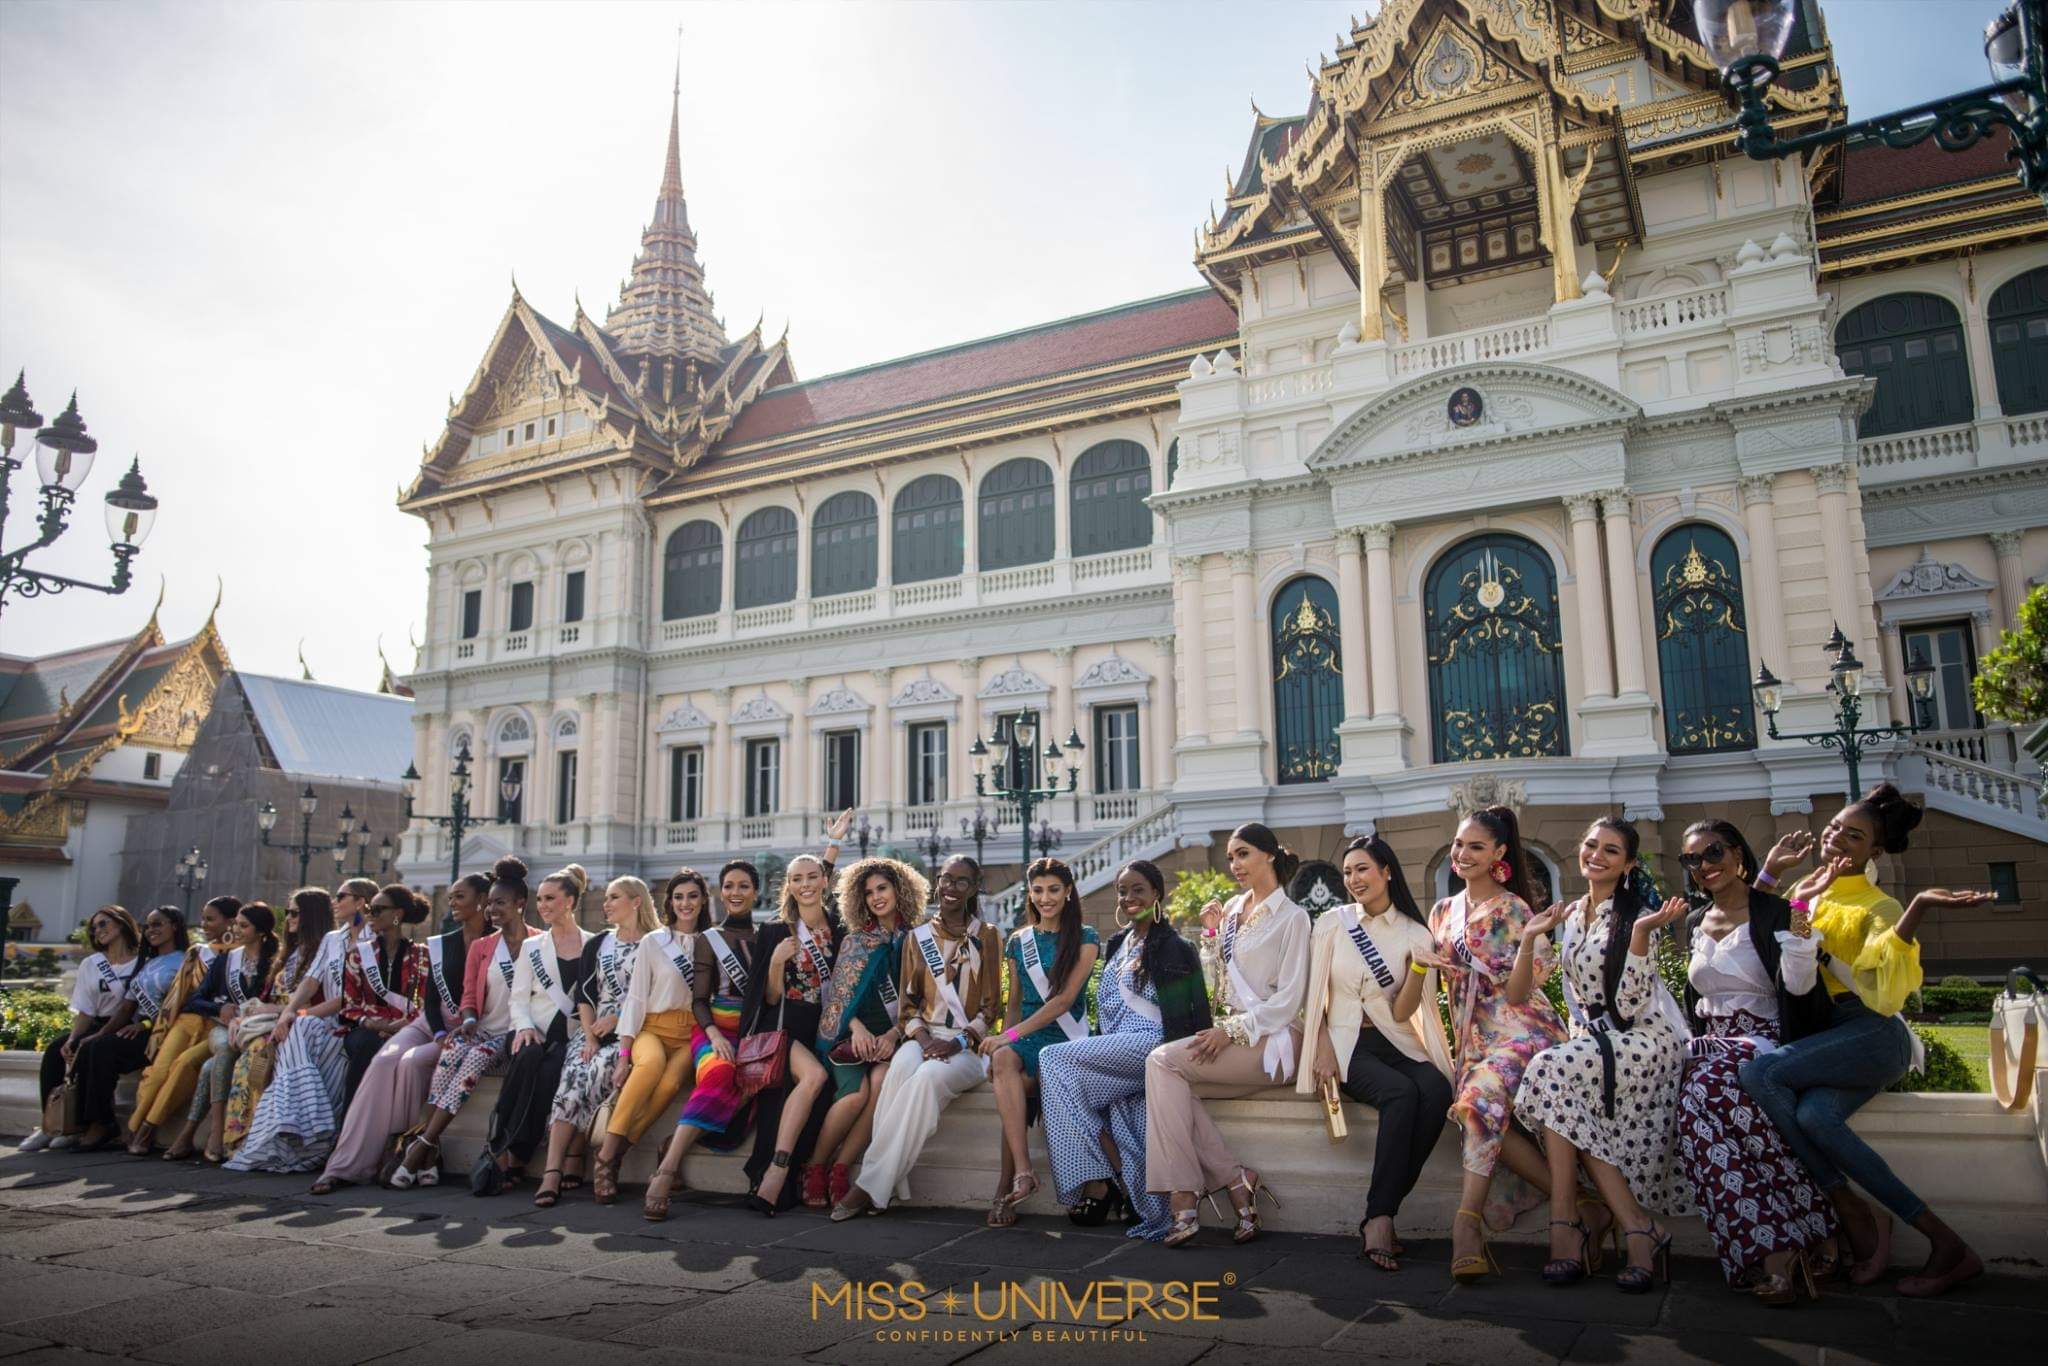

{"left": 488, "top": 1034, "right": 568, "bottom": 1164}
{"left": 39, "top": 1016, "right": 106, "bottom": 1106}
{"left": 341, "top": 1026, "right": 386, "bottom": 1111}
{"left": 72, "top": 1029, "right": 150, "bottom": 1128}
{"left": 1341, "top": 1027, "right": 1454, "bottom": 1222}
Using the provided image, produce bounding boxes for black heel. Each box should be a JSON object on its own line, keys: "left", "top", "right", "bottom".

{"left": 1543, "top": 1219, "right": 1592, "bottom": 1286}
{"left": 1067, "top": 1182, "right": 1111, "bottom": 1227}
{"left": 749, "top": 1150, "right": 791, "bottom": 1217}
{"left": 1617, "top": 1226, "right": 1673, "bottom": 1294}
{"left": 1113, "top": 1180, "right": 1138, "bottom": 1227}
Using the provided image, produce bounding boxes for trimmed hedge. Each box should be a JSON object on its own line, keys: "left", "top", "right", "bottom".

{"left": 1917, "top": 984, "right": 1999, "bottom": 1015}
{"left": 1896, "top": 1028, "right": 1977, "bottom": 1093}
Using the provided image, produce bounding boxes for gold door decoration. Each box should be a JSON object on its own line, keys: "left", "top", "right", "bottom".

{"left": 1426, "top": 534, "right": 1568, "bottom": 762}
{"left": 1271, "top": 577, "right": 1345, "bottom": 783}
{"left": 1653, "top": 526, "right": 1755, "bottom": 754}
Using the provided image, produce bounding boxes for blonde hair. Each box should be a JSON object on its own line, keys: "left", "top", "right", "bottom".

{"left": 605, "top": 876, "right": 662, "bottom": 934}
{"left": 541, "top": 862, "right": 589, "bottom": 901}
{"left": 776, "top": 854, "right": 831, "bottom": 924}
{"left": 835, "top": 857, "right": 930, "bottom": 934}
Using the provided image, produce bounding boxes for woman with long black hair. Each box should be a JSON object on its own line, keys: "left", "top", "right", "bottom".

{"left": 981, "top": 857, "right": 1100, "bottom": 1226}
{"left": 1146, "top": 822, "right": 1310, "bottom": 1248}
{"left": 222, "top": 888, "right": 336, "bottom": 1151}
{"left": 1513, "top": 818, "right": 1692, "bottom": 1292}
{"left": 164, "top": 902, "right": 280, "bottom": 1162}
{"left": 1042, "top": 861, "right": 1209, "bottom": 1239}
{"left": 23, "top": 906, "right": 140, "bottom": 1153}
{"left": 1740, "top": 783, "right": 1993, "bottom": 1298}
{"left": 62, "top": 907, "right": 183, "bottom": 1153}
{"left": 1302, "top": 836, "right": 1452, "bottom": 1272}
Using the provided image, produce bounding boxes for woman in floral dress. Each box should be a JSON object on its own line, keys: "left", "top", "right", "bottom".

{"left": 1416, "top": 805, "right": 1566, "bottom": 1282}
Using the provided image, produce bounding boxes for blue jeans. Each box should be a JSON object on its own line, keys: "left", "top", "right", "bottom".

{"left": 1738, "top": 998, "right": 1926, "bottom": 1223}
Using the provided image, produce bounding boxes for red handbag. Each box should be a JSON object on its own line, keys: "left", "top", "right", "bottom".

{"left": 734, "top": 1000, "right": 790, "bottom": 1099}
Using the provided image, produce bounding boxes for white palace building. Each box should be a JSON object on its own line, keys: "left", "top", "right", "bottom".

{"left": 395, "top": 0, "right": 2048, "bottom": 969}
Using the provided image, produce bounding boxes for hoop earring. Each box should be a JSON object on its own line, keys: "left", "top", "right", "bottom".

{"left": 1113, "top": 906, "right": 1132, "bottom": 931}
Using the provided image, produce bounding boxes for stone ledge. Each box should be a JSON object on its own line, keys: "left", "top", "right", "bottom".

{"left": 4, "top": 1050, "right": 2043, "bottom": 1273}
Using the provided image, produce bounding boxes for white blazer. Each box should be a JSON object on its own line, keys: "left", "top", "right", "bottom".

{"left": 1297, "top": 903, "right": 1452, "bottom": 1095}
{"left": 508, "top": 926, "right": 594, "bottom": 1037}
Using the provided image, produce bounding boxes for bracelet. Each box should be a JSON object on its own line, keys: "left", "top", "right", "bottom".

{"left": 1004, "top": 1027, "right": 1019, "bottom": 1044}
{"left": 1202, "top": 926, "right": 1217, "bottom": 938}
{"left": 1754, "top": 869, "right": 1779, "bottom": 889}
{"left": 1789, "top": 899, "right": 1811, "bottom": 913}
{"left": 1409, "top": 960, "right": 1428, "bottom": 977}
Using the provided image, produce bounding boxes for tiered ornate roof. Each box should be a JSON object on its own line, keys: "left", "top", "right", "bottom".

{"left": 603, "top": 70, "right": 729, "bottom": 364}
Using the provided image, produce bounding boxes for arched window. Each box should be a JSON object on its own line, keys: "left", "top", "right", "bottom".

{"left": 1835, "top": 293, "right": 1972, "bottom": 437}
{"left": 891, "top": 475, "right": 963, "bottom": 584}
{"left": 1069, "top": 440, "right": 1153, "bottom": 556}
{"left": 1270, "top": 575, "right": 1343, "bottom": 784}
{"left": 1652, "top": 525, "right": 1755, "bottom": 754}
{"left": 734, "top": 507, "right": 798, "bottom": 608}
{"left": 1989, "top": 266, "right": 2048, "bottom": 416}
{"left": 977, "top": 457, "right": 1054, "bottom": 570}
{"left": 1424, "top": 533, "right": 1569, "bottom": 762}
{"left": 661, "top": 520, "right": 721, "bottom": 620}
{"left": 810, "top": 490, "right": 877, "bottom": 597}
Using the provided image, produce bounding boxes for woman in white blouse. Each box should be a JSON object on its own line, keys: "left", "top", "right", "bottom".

{"left": 1302, "top": 836, "right": 1452, "bottom": 1271}
{"left": 1145, "top": 822, "right": 1311, "bottom": 1247}
{"left": 23, "top": 906, "right": 142, "bottom": 1152}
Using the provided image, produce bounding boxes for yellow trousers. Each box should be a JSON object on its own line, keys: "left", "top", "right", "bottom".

{"left": 607, "top": 1010, "right": 695, "bottom": 1143}
{"left": 133, "top": 1014, "right": 211, "bottom": 1129}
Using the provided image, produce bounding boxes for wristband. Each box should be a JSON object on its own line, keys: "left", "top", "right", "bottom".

{"left": 1788, "top": 899, "right": 1811, "bottom": 913}
{"left": 1754, "top": 870, "right": 1778, "bottom": 889}
{"left": 1409, "top": 960, "right": 1428, "bottom": 977}
{"left": 1202, "top": 926, "right": 1217, "bottom": 938}
{"left": 1004, "top": 1027, "right": 1020, "bottom": 1044}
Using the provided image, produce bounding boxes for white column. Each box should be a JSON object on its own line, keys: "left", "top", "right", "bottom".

{"left": 1812, "top": 464, "right": 1864, "bottom": 675}
{"left": 787, "top": 677, "right": 811, "bottom": 818}
{"left": 869, "top": 668, "right": 894, "bottom": 813}
{"left": 1050, "top": 645, "right": 1076, "bottom": 776}
{"left": 1227, "top": 549, "right": 1260, "bottom": 737}
{"left": 707, "top": 688, "right": 730, "bottom": 829}
{"left": 1600, "top": 490, "right": 1649, "bottom": 697}
{"left": 1992, "top": 529, "right": 2029, "bottom": 628}
{"left": 1739, "top": 476, "right": 1789, "bottom": 682}
{"left": 718, "top": 520, "right": 737, "bottom": 624}
{"left": 955, "top": 657, "right": 981, "bottom": 800}
{"left": 961, "top": 464, "right": 980, "bottom": 574}
{"left": 1566, "top": 494, "right": 1614, "bottom": 700}
{"left": 1364, "top": 524, "right": 1400, "bottom": 721}
{"left": 1334, "top": 529, "right": 1371, "bottom": 721}
{"left": 1148, "top": 633, "right": 1177, "bottom": 790}
{"left": 1051, "top": 445, "right": 1072, "bottom": 565}
{"left": 724, "top": 691, "right": 746, "bottom": 831}
{"left": 874, "top": 483, "right": 894, "bottom": 595}
{"left": 1172, "top": 556, "right": 1210, "bottom": 744}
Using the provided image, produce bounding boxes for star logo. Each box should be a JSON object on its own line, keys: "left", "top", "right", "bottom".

{"left": 940, "top": 1289, "right": 962, "bottom": 1314}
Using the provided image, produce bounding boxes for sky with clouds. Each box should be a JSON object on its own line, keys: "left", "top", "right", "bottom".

{"left": 0, "top": 0, "right": 2000, "bottom": 688}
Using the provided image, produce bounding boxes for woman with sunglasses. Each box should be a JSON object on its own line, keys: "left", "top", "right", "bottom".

{"left": 223, "top": 889, "right": 336, "bottom": 1150}
{"left": 164, "top": 903, "right": 280, "bottom": 1162}
{"left": 1674, "top": 820, "right": 1837, "bottom": 1304}
{"left": 1738, "top": 784, "right": 1994, "bottom": 1298}
{"left": 66, "top": 908, "right": 189, "bottom": 1152}
{"left": 23, "top": 906, "right": 140, "bottom": 1153}
{"left": 124, "top": 895, "right": 237, "bottom": 1154}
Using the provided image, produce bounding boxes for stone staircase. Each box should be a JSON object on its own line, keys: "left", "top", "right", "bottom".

{"left": 983, "top": 801, "right": 1182, "bottom": 923}
{"left": 1901, "top": 740, "right": 2048, "bottom": 843}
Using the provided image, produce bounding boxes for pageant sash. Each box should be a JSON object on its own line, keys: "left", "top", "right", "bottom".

{"left": 794, "top": 920, "right": 835, "bottom": 986}
{"left": 654, "top": 928, "right": 695, "bottom": 992}
{"left": 913, "top": 921, "right": 977, "bottom": 1031}
{"left": 597, "top": 933, "right": 634, "bottom": 1011}
{"left": 425, "top": 933, "right": 459, "bottom": 1022}
{"left": 1116, "top": 950, "right": 1163, "bottom": 1027}
{"left": 878, "top": 958, "right": 900, "bottom": 1022}
{"left": 356, "top": 938, "right": 408, "bottom": 1011}
{"left": 524, "top": 936, "right": 575, "bottom": 1022}
{"left": 491, "top": 935, "right": 517, "bottom": 996}
{"left": 225, "top": 947, "right": 249, "bottom": 1008}
{"left": 702, "top": 927, "right": 749, "bottom": 997}
{"left": 92, "top": 954, "right": 134, "bottom": 998}
{"left": 1339, "top": 906, "right": 1397, "bottom": 991}
{"left": 130, "top": 968, "right": 167, "bottom": 1023}
{"left": 1222, "top": 898, "right": 1294, "bottom": 1082}
{"left": 1016, "top": 928, "right": 1089, "bottom": 1042}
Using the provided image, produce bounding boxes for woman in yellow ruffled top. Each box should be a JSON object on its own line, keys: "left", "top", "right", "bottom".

{"left": 1738, "top": 783, "right": 1993, "bottom": 1300}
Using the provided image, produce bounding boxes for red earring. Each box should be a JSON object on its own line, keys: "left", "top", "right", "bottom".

{"left": 1492, "top": 860, "right": 1512, "bottom": 885}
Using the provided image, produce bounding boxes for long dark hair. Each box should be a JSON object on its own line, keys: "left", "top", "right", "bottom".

{"left": 1117, "top": 859, "right": 1174, "bottom": 991}
{"left": 89, "top": 905, "right": 142, "bottom": 957}
{"left": 1024, "top": 857, "right": 1084, "bottom": 991}
{"left": 143, "top": 906, "right": 189, "bottom": 962}
{"left": 1846, "top": 781, "right": 1924, "bottom": 854}
{"left": 1585, "top": 817, "right": 1644, "bottom": 1022}
{"left": 1679, "top": 819, "right": 1760, "bottom": 903}
{"left": 237, "top": 902, "right": 280, "bottom": 989}
{"left": 290, "top": 887, "right": 336, "bottom": 948}
{"left": 661, "top": 867, "right": 711, "bottom": 928}
{"left": 1464, "top": 805, "right": 1539, "bottom": 911}
{"left": 1230, "top": 822, "right": 1301, "bottom": 887}
{"left": 1342, "top": 835, "right": 1425, "bottom": 924}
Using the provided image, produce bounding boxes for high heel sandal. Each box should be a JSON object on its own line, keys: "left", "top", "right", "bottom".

{"left": 533, "top": 1168, "right": 563, "bottom": 1209}
{"left": 1617, "top": 1225, "right": 1673, "bottom": 1294}
{"left": 746, "top": 1152, "right": 791, "bottom": 1216}
{"left": 592, "top": 1154, "right": 620, "bottom": 1206}
{"left": 1849, "top": 1212, "right": 1892, "bottom": 1286}
{"left": 1113, "top": 1180, "right": 1138, "bottom": 1227}
{"left": 1162, "top": 1206, "right": 1203, "bottom": 1248}
{"left": 1228, "top": 1169, "right": 1279, "bottom": 1245}
{"left": 1450, "top": 1208, "right": 1501, "bottom": 1284}
{"left": 1542, "top": 1220, "right": 1593, "bottom": 1285}
{"left": 1358, "top": 1217, "right": 1399, "bottom": 1273}
{"left": 800, "top": 1163, "right": 830, "bottom": 1208}
{"left": 388, "top": 1139, "right": 440, "bottom": 1189}
{"left": 1807, "top": 1238, "right": 1842, "bottom": 1282}
{"left": 1754, "top": 1252, "right": 1818, "bottom": 1306}
{"left": 989, "top": 1173, "right": 1038, "bottom": 1227}
{"left": 1577, "top": 1196, "right": 1616, "bottom": 1271}
{"left": 561, "top": 1153, "right": 586, "bottom": 1193}
{"left": 643, "top": 1168, "right": 677, "bottom": 1222}
{"left": 1067, "top": 1182, "right": 1113, "bottom": 1227}
{"left": 827, "top": 1163, "right": 852, "bottom": 1209}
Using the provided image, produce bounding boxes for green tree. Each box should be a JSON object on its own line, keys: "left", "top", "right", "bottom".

{"left": 1973, "top": 584, "right": 2048, "bottom": 722}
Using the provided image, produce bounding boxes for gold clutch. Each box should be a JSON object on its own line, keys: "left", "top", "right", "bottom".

{"left": 1320, "top": 1075, "right": 1347, "bottom": 1142}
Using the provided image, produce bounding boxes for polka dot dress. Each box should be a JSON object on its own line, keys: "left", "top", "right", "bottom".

{"left": 1516, "top": 899, "right": 1696, "bottom": 1217}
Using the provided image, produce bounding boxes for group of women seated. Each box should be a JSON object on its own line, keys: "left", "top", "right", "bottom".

{"left": 23, "top": 787, "right": 1990, "bottom": 1302}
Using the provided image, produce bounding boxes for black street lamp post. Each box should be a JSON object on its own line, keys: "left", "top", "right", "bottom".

{"left": 1752, "top": 622, "right": 1939, "bottom": 798}
{"left": 328, "top": 803, "right": 394, "bottom": 879}
{"left": 915, "top": 826, "right": 953, "bottom": 873}
{"left": 853, "top": 811, "right": 882, "bottom": 859}
{"left": 0, "top": 374, "right": 159, "bottom": 615}
{"left": 969, "top": 708, "right": 1083, "bottom": 878}
{"left": 1696, "top": 0, "right": 2048, "bottom": 201}
{"left": 403, "top": 741, "right": 481, "bottom": 928}
{"left": 1029, "top": 818, "right": 1064, "bottom": 862}
{"left": 172, "top": 845, "right": 207, "bottom": 916}
{"left": 959, "top": 804, "right": 1000, "bottom": 868}
{"left": 257, "top": 784, "right": 326, "bottom": 891}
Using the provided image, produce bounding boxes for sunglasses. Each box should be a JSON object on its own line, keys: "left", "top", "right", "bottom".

{"left": 1678, "top": 843, "right": 1732, "bottom": 870}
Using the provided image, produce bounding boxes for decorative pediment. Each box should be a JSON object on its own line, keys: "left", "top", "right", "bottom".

{"left": 891, "top": 675, "right": 959, "bottom": 708}
{"left": 979, "top": 664, "right": 1049, "bottom": 699}
{"left": 729, "top": 692, "right": 788, "bottom": 724}
{"left": 1373, "top": 12, "right": 1530, "bottom": 121}
{"left": 1874, "top": 547, "right": 1998, "bottom": 627}
{"left": 483, "top": 348, "right": 561, "bottom": 421}
{"left": 808, "top": 685, "right": 871, "bottom": 717}
{"left": 1073, "top": 652, "right": 1152, "bottom": 690}
{"left": 657, "top": 700, "right": 714, "bottom": 734}
{"left": 1310, "top": 362, "right": 1639, "bottom": 471}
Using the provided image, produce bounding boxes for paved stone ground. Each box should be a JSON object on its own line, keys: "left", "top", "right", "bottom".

{"left": 0, "top": 1142, "right": 2031, "bottom": 1365}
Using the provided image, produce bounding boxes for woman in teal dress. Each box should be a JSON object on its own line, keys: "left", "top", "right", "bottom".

{"left": 805, "top": 856, "right": 927, "bottom": 1211}
{"left": 980, "top": 856, "right": 1100, "bottom": 1226}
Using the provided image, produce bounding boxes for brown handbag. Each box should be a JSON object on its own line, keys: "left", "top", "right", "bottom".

{"left": 734, "top": 1000, "right": 789, "bottom": 1099}
{"left": 42, "top": 1069, "right": 82, "bottom": 1137}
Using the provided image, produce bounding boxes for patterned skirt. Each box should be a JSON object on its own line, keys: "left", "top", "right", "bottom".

{"left": 677, "top": 997, "right": 750, "bottom": 1151}
{"left": 224, "top": 1015, "right": 347, "bottom": 1173}
{"left": 550, "top": 1035, "right": 623, "bottom": 1130}
{"left": 1677, "top": 1011, "right": 1837, "bottom": 1283}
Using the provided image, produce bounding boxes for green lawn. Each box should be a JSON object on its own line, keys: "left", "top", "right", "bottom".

{"left": 1916, "top": 1022, "right": 1991, "bottom": 1092}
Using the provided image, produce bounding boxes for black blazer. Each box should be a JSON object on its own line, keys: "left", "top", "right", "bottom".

{"left": 421, "top": 928, "right": 470, "bottom": 1035}
{"left": 1103, "top": 924, "right": 1212, "bottom": 1044}
{"left": 1683, "top": 891, "right": 1834, "bottom": 1045}
{"left": 738, "top": 918, "right": 846, "bottom": 1041}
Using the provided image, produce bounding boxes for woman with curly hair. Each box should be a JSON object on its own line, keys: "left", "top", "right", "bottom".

{"left": 23, "top": 906, "right": 141, "bottom": 1154}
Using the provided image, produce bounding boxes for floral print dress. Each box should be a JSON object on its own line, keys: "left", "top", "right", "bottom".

{"left": 1429, "top": 890, "right": 1567, "bottom": 1177}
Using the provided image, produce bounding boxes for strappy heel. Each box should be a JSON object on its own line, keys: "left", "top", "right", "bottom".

{"left": 388, "top": 1138, "right": 440, "bottom": 1189}
{"left": 1358, "top": 1216, "right": 1399, "bottom": 1273}
{"left": 1162, "top": 1205, "right": 1202, "bottom": 1247}
{"left": 1754, "top": 1251, "right": 1818, "bottom": 1306}
{"left": 592, "top": 1153, "right": 620, "bottom": 1206}
{"left": 533, "top": 1168, "right": 563, "bottom": 1209}
{"left": 1543, "top": 1219, "right": 1592, "bottom": 1285}
{"left": 1617, "top": 1225, "right": 1672, "bottom": 1293}
{"left": 643, "top": 1167, "right": 677, "bottom": 1222}
{"left": 1227, "top": 1168, "right": 1279, "bottom": 1245}
{"left": 1577, "top": 1196, "right": 1616, "bottom": 1271}
{"left": 1451, "top": 1208, "right": 1500, "bottom": 1284}
{"left": 746, "top": 1151, "right": 791, "bottom": 1216}
{"left": 1068, "top": 1181, "right": 1112, "bottom": 1227}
